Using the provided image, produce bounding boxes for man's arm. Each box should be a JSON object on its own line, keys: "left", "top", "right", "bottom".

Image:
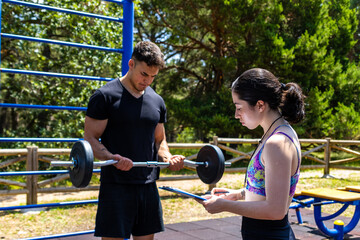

{"left": 154, "top": 123, "right": 184, "bottom": 171}
{"left": 84, "top": 116, "right": 133, "bottom": 171}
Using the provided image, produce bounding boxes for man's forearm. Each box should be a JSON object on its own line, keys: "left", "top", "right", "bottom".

{"left": 85, "top": 137, "right": 113, "bottom": 161}
{"left": 157, "top": 139, "right": 172, "bottom": 162}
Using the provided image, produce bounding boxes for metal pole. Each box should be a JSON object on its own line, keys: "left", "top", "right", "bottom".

{"left": 121, "top": 0, "right": 134, "bottom": 76}
{"left": 0, "top": 0, "right": 2, "bottom": 92}
{"left": 51, "top": 159, "right": 230, "bottom": 168}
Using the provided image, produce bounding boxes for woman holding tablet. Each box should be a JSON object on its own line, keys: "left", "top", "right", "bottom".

{"left": 200, "top": 68, "right": 305, "bottom": 240}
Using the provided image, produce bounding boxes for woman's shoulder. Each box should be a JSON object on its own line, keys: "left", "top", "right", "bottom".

{"left": 273, "top": 124, "right": 299, "bottom": 142}
{"left": 264, "top": 125, "right": 300, "bottom": 157}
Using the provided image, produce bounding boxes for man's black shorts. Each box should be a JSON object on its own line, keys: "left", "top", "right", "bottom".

{"left": 94, "top": 182, "right": 164, "bottom": 238}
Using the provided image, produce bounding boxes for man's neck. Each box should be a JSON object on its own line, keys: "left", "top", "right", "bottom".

{"left": 120, "top": 76, "right": 144, "bottom": 98}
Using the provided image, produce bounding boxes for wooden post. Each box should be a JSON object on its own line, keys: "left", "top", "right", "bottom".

{"left": 322, "top": 138, "right": 332, "bottom": 178}
{"left": 26, "top": 146, "right": 38, "bottom": 205}
{"left": 213, "top": 136, "right": 218, "bottom": 146}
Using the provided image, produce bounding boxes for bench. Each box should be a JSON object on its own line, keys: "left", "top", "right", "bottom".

{"left": 290, "top": 186, "right": 360, "bottom": 240}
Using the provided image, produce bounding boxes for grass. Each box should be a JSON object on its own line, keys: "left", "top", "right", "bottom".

{"left": 0, "top": 169, "right": 359, "bottom": 239}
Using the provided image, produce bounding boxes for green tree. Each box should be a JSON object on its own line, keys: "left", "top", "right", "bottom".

{"left": 136, "top": 0, "right": 360, "bottom": 140}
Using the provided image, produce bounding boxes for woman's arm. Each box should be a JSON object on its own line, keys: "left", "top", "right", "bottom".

{"left": 202, "top": 134, "right": 295, "bottom": 220}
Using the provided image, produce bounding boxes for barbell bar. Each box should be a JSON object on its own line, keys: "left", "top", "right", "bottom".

{"left": 52, "top": 159, "right": 228, "bottom": 168}
{"left": 51, "top": 140, "right": 230, "bottom": 188}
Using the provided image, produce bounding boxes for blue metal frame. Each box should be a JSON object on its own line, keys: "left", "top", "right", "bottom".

{"left": 24, "top": 230, "right": 95, "bottom": 240}
{"left": 313, "top": 198, "right": 360, "bottom": 238}
{"left": 0, "top": 68, "right": 114, "bottom": 81}
{"left": 0, "top": 0, "right": 134, "bottom": 112}
{"left": 0, "top": 137, "right": 82, "bottom": 142}
{"left": 0, "top": 199, "right": 98, "bottom": 211}
{"left": 0, "top": 0, "right": 2, "bottom": 90}
{"left": 0, "top": 103, "right": 87, "bottom": 111}
{"left": 121, "top": 0, "right": 134, "bottom": 74}
{"left": 2, "top": 0, "right": 124, "bottom": 22}
{"left": 291, "top": 196, "right": 360, "bottom": 239}
{"left": 0, "top": 1, "right": 134, "bottom": 238}
{"left": 1, "top": 33, "right": 123, "bottom": 53}
{"left": 24, "top": 229, "right": 128, "bottom": 240}
{"left": 0, "top": 169, "right": 101, "bottom": 176}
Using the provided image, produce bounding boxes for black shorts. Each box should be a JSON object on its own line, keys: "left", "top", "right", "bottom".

{"left": 94, "top": 182, "right": 164, "bottom": 238}
{"left": 241, "top": 214, "right": 295, "bottom": 240}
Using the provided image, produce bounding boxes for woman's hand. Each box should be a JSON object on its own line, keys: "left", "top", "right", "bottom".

{"left": 200, "top": 195, "right": 226, "bottom": 214}
{"left": 210, "top": 188, "right": 244, "bottom": 201}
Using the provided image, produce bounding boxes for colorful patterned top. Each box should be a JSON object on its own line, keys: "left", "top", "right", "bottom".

{"left": 245, "top": 125, "right": 301, "bottom": 197}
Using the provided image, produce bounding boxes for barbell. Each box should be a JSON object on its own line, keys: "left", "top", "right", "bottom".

{"left": 51, "top": 140, "right": 230, "bottom": 188}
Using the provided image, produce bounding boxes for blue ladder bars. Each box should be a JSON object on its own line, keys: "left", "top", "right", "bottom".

{"left": 0, "top": 0, "right": 134, "bottom": 109}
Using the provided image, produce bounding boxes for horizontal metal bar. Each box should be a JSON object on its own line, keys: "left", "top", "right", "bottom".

{"left": 95, "top": 160, "right": 118, "bottom": 166}
{"left": 103, "top": 0, "right": 125, "bottom": 4}
{"left": 0, "top": 199, "right": 98, "bottom": 211}
{"left": 0, "top": 68, "right": 114, "bottom": 81}
{"left": 0, "top": 169, "right": 101, "bottom": 176}
{"left": 133, "top": 161, "right": 170, "bottom": 168}
{"left": 313, "top": 200, "right": 336, "bottom": 206}
{"left": 0, "top": 137, "right": 82, "bottom": 142}
{"left": 0, "top": 170, "right": 70, "bottom": 176}
{"left": 3, "top": 0, "right": 123, "bottom": 22}
{"left": 52, "top": 160, "right": 231, "bottom": 168}
{"left": 51, "top": 161, "right": 75, "bottom": 167}
{"left": 51, "top": 160, "right": 118, "bottom": 167}
{"left": 24, "top": 230, "right": 95, "bottom": 240}
{"left": 0, "top": 103, "right": 87, "bottom": 111}
{"left": 1, "top": 33, "right": 123, "bottom": 53}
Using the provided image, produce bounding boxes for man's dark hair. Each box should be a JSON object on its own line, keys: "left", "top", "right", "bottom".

{"left": 131, "top": 41, "right": 165, "bottom": 69}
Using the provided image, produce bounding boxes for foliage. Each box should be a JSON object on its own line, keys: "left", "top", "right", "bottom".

{"left": 0, "top": 0, "right": 126, "bottom": 148}
{"left": 136, "top": 0, "right": 360, "bottom": 140}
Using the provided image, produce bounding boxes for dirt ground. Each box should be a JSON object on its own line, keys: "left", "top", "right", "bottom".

{"left": 0, "top": 173, "right": 243, "bottom": 207}
{"left": 0, "top": 169, "right": 357, "bottom": 208}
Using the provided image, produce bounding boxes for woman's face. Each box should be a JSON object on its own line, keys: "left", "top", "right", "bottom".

{"left": 232, "top": 91, "right": 260, "bottom": 130}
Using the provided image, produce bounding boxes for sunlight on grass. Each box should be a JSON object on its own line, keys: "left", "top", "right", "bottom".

{"left": 0, "top": 169, "right": 359, "bottom": 239}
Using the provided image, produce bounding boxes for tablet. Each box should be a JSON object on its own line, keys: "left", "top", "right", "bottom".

{"left": 159, "top": 186, "right": 207, "bottom": 201}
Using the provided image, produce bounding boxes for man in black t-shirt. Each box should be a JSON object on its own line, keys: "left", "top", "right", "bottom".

{"left": 84, "top": 41, "right": 185, "bottom": 240}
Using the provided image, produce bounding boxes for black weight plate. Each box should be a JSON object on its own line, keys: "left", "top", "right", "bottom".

{"left": 196, "top": 145, "right": 225, "bottom": 184}
{"left": 69, "top": 140, "right": 94, "bottom": 188}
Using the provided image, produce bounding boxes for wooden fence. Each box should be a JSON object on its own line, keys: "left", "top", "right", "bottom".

{"left": 1, "top": 138, "right": 360, "bottom": 205}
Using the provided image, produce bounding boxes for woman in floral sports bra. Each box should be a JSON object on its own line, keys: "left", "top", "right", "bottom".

{"left": 200, "top": 68, "right": 305, "bottom": 240}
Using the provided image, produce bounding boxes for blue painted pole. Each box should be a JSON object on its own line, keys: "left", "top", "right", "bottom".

{"left": 3, "top": 0, "right": 123, "bottom": 22}
{"left": 24, "top": 230, "right": 95, "bottom": 240}
{"left": 121, "top": 0, "right": 134, "bottom": 76}
{"left": 0, "top": 199, "right": 98, "bottom": 211}
{"left": 0, "top": 103, "right": 87, "bottom": 111}
{"left": 0, "top": 68, "right": 114, "bottom": 81}
{"left": 295, "top": 208, "right": 303, "bottom": 224}
{"left": 24, "top": 230, "right": 129, "bottom": 240}
{"left": 0, "top": 0, "right": 2, "bottom": 92}
{"left": 1, "top": 33, "right": 123, "bottom": 53}
{"left": 0, "top": 137, "right": 82, "bottom": 142}
{"left": 0, "top": 169, "right": 101, "bottom": 176}
{"left": 334, "top": 220, "right": 344, "bottom": 240}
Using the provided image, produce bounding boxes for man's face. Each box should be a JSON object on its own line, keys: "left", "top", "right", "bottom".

{"left": 128, "top": 59, "right": 159, "bottom": 93}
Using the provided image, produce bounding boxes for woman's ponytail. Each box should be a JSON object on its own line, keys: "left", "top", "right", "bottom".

{"left": 279, "top": 82, "right": 305, "bottom": 124}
